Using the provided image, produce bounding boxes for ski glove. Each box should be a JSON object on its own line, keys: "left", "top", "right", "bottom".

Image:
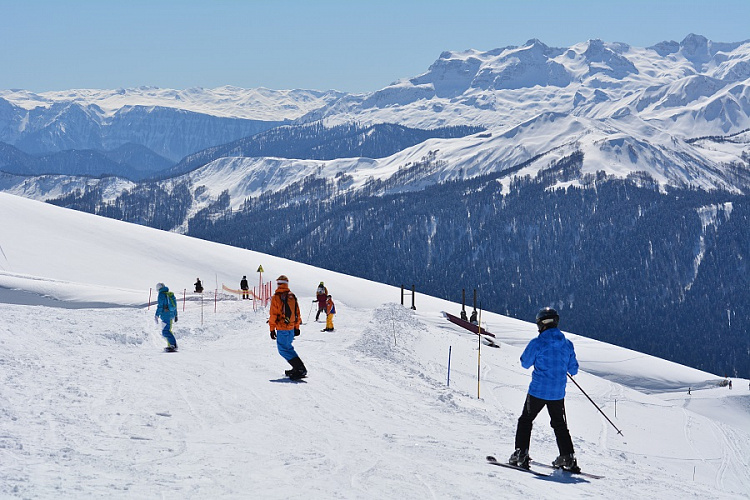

{"left": 174, "top": 315, "right": 178, "bottom": 323}
{"left": 270, "top": 330, "right": 276, "bottom": 340}
{"left": 294, "top": 328, "right": 300, "bottom": 337}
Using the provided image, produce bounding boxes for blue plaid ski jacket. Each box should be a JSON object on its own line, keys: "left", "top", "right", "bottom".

{"left": 520, "top": 327, "right": 579, "bottom": 401}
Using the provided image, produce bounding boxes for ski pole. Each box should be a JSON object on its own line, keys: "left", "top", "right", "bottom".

{"left": 307, "top": 301, "right": 315, "bottom": 322}
{"left": 567, "top": 374, "right": 623, "bottom": 436}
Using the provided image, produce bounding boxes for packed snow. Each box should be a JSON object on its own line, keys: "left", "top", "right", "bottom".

{"left": 0, "top": 192, "right": 748, "bottom": 499}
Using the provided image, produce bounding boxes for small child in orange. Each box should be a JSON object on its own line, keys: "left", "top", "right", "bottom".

{"left": 324, "top": 295, "right": 336, "bottom": 331}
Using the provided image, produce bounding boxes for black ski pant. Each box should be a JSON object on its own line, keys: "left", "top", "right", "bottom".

{"left": 514, "top": 394, "right": 574, "bottom": 456}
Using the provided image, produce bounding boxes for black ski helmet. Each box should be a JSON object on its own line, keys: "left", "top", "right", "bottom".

{"left": 535, "top": 307, "right": 559, "bottom": 331}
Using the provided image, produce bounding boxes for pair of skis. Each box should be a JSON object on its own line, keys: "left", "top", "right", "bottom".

{"left": 486, "top": 455, "right": 603, "bottom": 479}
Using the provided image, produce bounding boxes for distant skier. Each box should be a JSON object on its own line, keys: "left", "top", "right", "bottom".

{"left": 323, "top": 295, "right": 336, "bottom": 332}
{"left": 154, "top": 282, "right": 178, "bottom": 352}
{"left": 314, "top": 281, "right": 328, "bottom": 321}
{"left": 269, "top": 275, "right": 307, "bottom": 380}
{"left": 508, "top": 307, "right": 579, "bottom": 472}
{"left": 194, "top": 278, "right": 204, "bottom": 293}
{"left": 240, "top": 276, "right": 249, "bottom": 300}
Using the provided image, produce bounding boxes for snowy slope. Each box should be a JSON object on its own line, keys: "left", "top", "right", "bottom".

{"left": 0, "top": 192, "right": 748, "bottom": 499}
{"left": 0, "top": 172, "right": 135, "bottom": 204}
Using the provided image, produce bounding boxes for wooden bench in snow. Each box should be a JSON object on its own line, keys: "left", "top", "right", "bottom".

{"left": 442, "top": 311, "right": 499, "bottom": 348}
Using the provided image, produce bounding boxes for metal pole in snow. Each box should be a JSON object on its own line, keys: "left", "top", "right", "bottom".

{"left": 477, "top": 306, "right": 482, "bottom": 399}
{"left": 148, "top": 288, "right": 152, "bottom": 310}
{"left": 447, "top": 346, "right": 452, "bottom": 387}
{"left": 183, "top": 289, "right": 186, "bottom": 312}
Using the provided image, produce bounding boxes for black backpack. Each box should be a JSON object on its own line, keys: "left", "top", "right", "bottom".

{"left": 279, "top": 292, "right": 300, "bottom": 325}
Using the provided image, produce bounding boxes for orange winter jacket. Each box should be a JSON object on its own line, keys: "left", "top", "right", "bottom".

{"left": 269, "top": 284, "right": 301, "bottom": 332}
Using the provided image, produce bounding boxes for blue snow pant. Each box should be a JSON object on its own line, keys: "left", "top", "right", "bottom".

{"left": 275, "top": 329, "right": 298, "bottom": 361}
{"left": 161, "top": 319, "right": 177, "bottom": 348}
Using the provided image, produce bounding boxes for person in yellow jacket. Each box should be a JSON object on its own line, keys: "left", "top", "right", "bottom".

{"left": 323, "top": 295, "right": 336, "bottom": 332}
{"left": 268, "top": 275, "right": 307, "bottom": 379}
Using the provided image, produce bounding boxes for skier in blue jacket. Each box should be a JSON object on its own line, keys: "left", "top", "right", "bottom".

{"left": 508, "top": 307, "right": 579, "bottom": 472}
{"left": 154, "top": 282, "right": 178, "bottom": 352}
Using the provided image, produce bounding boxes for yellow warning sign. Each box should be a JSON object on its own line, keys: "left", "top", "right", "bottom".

{"left": 257, "top": 265, "right": 264, "bottom": 272}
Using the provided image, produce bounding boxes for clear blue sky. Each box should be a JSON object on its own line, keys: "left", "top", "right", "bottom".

{"left": 3, "top": 0, "right": 748, "bottom": 93}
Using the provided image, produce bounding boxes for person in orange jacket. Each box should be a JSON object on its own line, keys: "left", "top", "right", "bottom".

{"left": 268, "top": 274, "right": 307, "bottom": 379}
{"left": 323, "top": 295, "right": 336, "bottom": 332}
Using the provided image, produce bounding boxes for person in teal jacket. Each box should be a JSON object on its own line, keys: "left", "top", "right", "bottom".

{"left": 508, "top": 307, "right": 579, "bottom": 472}
{"left": 154, "top": 282, "right": 178, "bottom": 351}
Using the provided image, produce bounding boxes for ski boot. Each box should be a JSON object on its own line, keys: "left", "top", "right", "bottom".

{"left": 508, "top": 448, "right": 530, "bottom": 469}
{"left": 552, "top": 453, "right": 580, "bottom": 473}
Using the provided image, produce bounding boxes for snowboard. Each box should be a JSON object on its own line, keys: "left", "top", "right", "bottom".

{"left": 284, "top": 370, "right": 307, "bottom": 381}
{"left": 486, "top": 456, "right": 549, "bottom": 477}
{"left": 164, "top": 346, "right": 178, "bottom": 353}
